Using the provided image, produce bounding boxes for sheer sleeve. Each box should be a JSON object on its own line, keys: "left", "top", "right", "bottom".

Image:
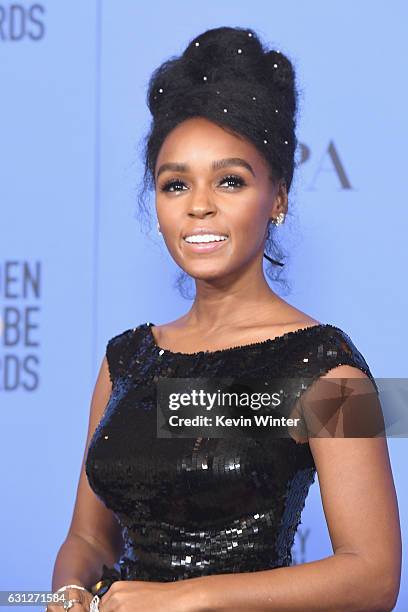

{"left": 287, "top": 368, "right": 385, "bottom": 442}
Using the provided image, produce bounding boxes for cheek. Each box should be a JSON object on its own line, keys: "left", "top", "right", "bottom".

{"left": 156, "top": 203, "right": 184, "bottom": 255}
{"left": 156, "top": 198, "right": 180, "bottom": 231}
{"left": 228, "top": 195, "right": 269, "bottom": 238}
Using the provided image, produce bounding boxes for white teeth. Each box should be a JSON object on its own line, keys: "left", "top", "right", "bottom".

{"left": 184, "top": 234, "right": 228, "bottom": 244}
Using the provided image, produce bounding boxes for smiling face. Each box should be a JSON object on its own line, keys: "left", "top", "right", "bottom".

{"left": 154, "top": 116, "right": 288, "bottom": 281}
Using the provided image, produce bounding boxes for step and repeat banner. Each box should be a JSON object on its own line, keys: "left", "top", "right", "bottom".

{"left": 1, "top": 1, "right": 407, "bottom": 608}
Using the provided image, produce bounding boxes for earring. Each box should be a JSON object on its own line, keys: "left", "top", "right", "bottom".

{"left": 272, "top": 212, "right": 285, "bottom": 226}
{"left": 157, "top": 222, "right": 161, "bottom": 234}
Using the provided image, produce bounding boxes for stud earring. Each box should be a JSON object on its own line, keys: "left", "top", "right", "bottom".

{"left": 272, "top": 212, "right": 285, "bottom": 226}
{"left": 157, "top": 222, "right": 161, "bottom": 234}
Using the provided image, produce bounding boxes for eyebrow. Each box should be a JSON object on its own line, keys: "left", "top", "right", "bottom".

{"left": 156, "top": 157, "right": 256, "bottom": 179}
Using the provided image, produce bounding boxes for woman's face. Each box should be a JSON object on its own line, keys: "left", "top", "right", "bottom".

{"left": 154, "top": 117, "right": 287, "bottom": 281}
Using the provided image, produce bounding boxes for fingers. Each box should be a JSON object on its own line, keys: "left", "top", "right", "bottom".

{"left": 98, "top": 580, "right": 126, "bottom": 611}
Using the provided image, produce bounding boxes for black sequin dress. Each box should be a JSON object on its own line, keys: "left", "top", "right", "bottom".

{"left": 85, "top": 321, "right": 378, "bottom": 585}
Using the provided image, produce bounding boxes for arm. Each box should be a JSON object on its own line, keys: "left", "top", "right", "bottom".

{"left": 50, "top": 355, "right": 124, "bottom": 591}
{"left": 180, "top": 366, "right": 401, "bottom": 612}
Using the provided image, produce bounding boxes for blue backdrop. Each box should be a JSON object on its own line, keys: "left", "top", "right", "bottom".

{"left": 0, "top": 0, "right": 407, "bottom": 608}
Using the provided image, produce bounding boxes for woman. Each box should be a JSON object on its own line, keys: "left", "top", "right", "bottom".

{"left": 49, "top": 26, "right": 401, "bottom": 611}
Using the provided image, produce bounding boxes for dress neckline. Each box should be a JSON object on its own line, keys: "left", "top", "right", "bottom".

{"left": 143, "top": 321, "right": 333, "bottom": 357}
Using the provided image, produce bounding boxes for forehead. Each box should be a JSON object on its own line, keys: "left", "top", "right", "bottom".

{"left": 156, "top": 117, "right": 268, "bottom": 172}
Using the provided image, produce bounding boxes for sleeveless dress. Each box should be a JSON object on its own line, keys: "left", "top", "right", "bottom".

{"left": 85, "top": 321, "right": 379, "bottom": 587}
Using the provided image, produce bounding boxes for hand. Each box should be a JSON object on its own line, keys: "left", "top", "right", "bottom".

{"left": 99, "top": 579, "right": 193, "bottom": 612}
{"left": 46, "top": 588, "right": 94, "bottom": 612}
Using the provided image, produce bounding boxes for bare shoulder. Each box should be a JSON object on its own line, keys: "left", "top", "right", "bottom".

{"left": 268, "top": 301, "right": 322, "bottom": 333}
{"left": 279, "top": 315, "right": 322, "bottom": 332}
{"left": 260, "top": 296, "right": 322, "bottom": 329}
{"left": 150, "top": 317, "right": 188, "bottom": 345}
{"left": 319, "top": 364, "right": 373, "bottom": 380}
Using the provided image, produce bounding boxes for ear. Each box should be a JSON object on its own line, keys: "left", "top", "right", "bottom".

{"left": 269, "top": 178, "right": 288, "bottom": 219}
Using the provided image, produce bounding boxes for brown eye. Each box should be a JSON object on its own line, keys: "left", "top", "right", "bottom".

{"left": 160, "top": 179, "right": 187, "bottom": 193}
{"left": 219, "top": 174, "right": 247, "bottom": 189}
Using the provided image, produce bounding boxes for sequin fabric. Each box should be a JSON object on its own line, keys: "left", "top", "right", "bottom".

{"left": 85, "top": 322, "right": 377, "bottom": 583}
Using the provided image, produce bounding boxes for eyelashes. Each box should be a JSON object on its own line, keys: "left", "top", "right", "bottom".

{"left": 159, "top": 174, "right": 247, "bottom": 193}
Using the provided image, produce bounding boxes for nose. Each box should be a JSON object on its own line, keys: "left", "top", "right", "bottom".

{"left": 186, "top": 184, "right": 217, "bottom": 218}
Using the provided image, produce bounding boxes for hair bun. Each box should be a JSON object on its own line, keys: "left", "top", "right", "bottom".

{"left": 263, "top": 50, "right": 297, "bottom": 115}
{"left": 183, "top": 27, "right": 285, "bottom": 90}
{"left": 145, "top": 25, "right": 299, "bottom": 193}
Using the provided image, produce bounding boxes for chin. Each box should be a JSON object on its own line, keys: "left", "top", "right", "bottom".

{"left": 185, "top": 265, "right": 229, "bottom": 281}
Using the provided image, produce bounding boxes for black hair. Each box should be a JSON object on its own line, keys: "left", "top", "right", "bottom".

{"left": 136, "top": 26, "right": 301, "bottom": 298}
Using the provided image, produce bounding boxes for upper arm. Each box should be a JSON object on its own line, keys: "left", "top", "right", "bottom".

{"left": 308, "top": 366, "right": 401, "bottom": 598}
{"left": 66, "top": 354, "right": 123, "bottom": 561}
